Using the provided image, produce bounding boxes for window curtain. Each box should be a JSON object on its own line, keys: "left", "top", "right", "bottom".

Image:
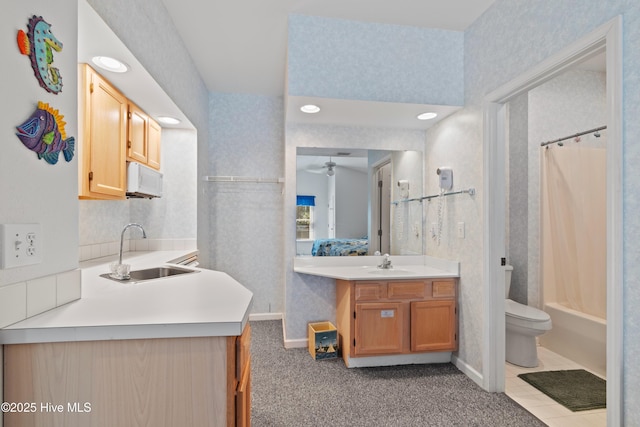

{"left": 297, "top": 195, "right": 315, "bottom": 206}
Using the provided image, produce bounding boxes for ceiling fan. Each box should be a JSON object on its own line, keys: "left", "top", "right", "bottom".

{"left": 305, "top": 157, "right": 337, "bottom": 176}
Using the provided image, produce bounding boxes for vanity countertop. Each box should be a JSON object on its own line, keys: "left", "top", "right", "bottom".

{"left": 293, "top": 255, "right": 459, "bottom": 280}
{"left": 0, "top": 251, "right": 253, "bottom": 345}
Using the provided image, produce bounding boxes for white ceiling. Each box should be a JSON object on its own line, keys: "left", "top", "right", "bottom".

{"left": 160, "top": 0, "right": 498, "bottom": 96}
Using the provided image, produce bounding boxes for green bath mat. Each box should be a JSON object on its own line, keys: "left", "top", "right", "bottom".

{"left": 518, "top": 369, "right": 606, "bottom": 412}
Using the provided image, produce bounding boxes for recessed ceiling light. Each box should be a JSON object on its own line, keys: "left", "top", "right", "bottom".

{"left": 92, "top": 56, "right": 129, "bottom": 73}
{"left": 156, "top": 116, "right": 181, "bottom": 125}
{"left": 300, "top": 104, "right": 320, "bottom": 114}
{"left": 417, "top": 112, "right": 438, "bottom": 120}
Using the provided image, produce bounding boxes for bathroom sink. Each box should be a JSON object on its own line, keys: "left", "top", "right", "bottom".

{"left": 368, "top": 269, "right": 413, "bottom": 275}
{"left": 100, "top": 266, "right": 198, "bottom": 283}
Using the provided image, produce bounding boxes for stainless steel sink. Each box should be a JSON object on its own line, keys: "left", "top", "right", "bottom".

{"left": 100, "top": 266, "right": 198, "bottom": 283}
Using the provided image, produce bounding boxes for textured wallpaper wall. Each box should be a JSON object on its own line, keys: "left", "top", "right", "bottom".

{"left": 459, "top": 0, "right": 639, "bottom": 419}
{"left": 208, "top": 93, "right": 285, "bottom": 314}
{"left": 287, "top": 14, "right": 463, "bottom": 105}
{"left": 79, "top": 130, "right": 197, "bottom": 245}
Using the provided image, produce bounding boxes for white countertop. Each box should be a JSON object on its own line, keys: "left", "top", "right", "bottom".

{"left": 293, "top": 255, "right": 459, "bottom": 280}
{"left": 0, "top": 251, "right": 253, "bottom": 344}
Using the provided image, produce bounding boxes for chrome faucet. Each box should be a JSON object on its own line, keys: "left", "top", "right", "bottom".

{"left": 119, "top": 223, "right": 147, "bottom": 265}
{"left": 378, "top": 253, "right": 392, "bottom": 269}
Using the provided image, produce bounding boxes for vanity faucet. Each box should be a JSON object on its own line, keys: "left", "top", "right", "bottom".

{"left": 379, "top": 253, "right": 392, "bottom": 269}
{"left": 119, "top": 223, "right": 147, "bottom": 265}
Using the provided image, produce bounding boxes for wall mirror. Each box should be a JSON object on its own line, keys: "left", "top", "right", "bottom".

{"left": 296, "top": 147, "right": 423, "bottom": 257}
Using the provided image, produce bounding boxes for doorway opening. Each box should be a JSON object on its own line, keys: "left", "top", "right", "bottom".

{"left": 370, "top": 158, "right": 392, "bottom": 255}
{"left": 483, "top": 16, "right": 622, "bottom": 426}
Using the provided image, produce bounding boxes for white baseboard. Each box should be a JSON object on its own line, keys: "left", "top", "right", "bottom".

{"left": 451, "top": 354, "right": 484, "bottom": 388}
{"left": 284, "top": 338, "right": 308, "bottom": 349}
{"left": 345, "top": 352, "right": 451, "bottom": 368}
{"left": 248, "top": 312, "right": 283, "bottom": 321}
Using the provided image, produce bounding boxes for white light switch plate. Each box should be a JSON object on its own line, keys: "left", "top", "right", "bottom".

{"left": 0, "top": 224, "right": 42, "bottom": 269}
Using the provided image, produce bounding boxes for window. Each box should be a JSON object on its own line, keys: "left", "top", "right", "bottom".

{"left": 296, "top": 195, "right": 315, "bottom": 240}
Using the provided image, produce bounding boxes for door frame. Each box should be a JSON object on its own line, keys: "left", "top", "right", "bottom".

{"left": 370, "top": 156, "right": 392, "bottom": 254}
{"left": 482, "top": 16, "right": 623, "bottom": 426}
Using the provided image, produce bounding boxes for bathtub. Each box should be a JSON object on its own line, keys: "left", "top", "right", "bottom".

{"left": 539, "top": 302, "right": 606, "bottom": 377}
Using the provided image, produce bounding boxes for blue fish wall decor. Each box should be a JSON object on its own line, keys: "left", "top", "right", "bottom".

{"left": 17, "top": 15, "right": 63, "bottom": 94}
{"left": 16, "top": 101, "right": 75, "bottom": 165}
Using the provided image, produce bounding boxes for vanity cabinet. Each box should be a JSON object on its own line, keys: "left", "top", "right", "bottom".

{"left": 4, "top": 323, "right": 251, "bottom": 427}
{"left": 79, "top": 64, "right": 128, "bottom": 200}
{"left": 127, "top": 102, "right": 161, "bottom": 170}
{"left": 336, "top": 278, "right": 457, "bottom": 366}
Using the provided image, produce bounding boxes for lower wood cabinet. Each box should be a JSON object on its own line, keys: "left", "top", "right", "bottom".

{"left": 354, "top": 302, "right": 404, "bottom": 355}
{"left": 336, "top": 278, "right": 457, "bottom": 366}
{"left": 228, "top": 323, "right": 251, "bottom": 427}
{"left": 4, "top": 324, "right": 251, "bottom": 427}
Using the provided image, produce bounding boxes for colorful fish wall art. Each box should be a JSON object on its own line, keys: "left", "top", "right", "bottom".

{"left": 17, "top": 15, "right": 63, "bottom": 94}
{"left": 16, "top": 102, "right": 75, "bottom": 165}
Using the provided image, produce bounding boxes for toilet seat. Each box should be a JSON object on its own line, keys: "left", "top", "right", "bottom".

{"left": 505, "top": 299, "right": 552, "bottom": 331}
{"left": 505, "top": 299, "right": 551, "bottom": 322}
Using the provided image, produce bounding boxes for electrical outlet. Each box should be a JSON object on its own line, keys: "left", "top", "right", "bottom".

{"left": 0, "top": 224, "right": 42, "bottom": 269}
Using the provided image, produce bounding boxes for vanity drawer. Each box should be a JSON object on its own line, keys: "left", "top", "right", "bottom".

{"left": 432, "top": 280, "right": 456, "bottom": 298}
{"left": 388, "top": 281, "right": 426, "bottom": 300}
{"left": 355, "top": 282, "right": 386, "bottom": 301}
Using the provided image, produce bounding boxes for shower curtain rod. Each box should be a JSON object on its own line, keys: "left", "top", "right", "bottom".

{"left": 540, "top": 125, "right": 607, "bottom": 147}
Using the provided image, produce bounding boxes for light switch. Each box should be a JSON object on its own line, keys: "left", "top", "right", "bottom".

{"left": 457, "top": 222, "right": 465, "bottom": 239}
{"left": 0, "top": 224, "right": 42, "bottom": 269}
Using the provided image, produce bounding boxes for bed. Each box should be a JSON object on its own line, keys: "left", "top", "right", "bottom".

{"left": 311, "top": 238, "right": 368, "bottom": 256}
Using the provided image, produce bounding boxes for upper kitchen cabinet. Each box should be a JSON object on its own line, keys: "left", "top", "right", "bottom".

{"left": 79, "top": 65, "right": 163, "bottom": 200}
{"left": 146, "top": 117, "right": 161, "bottom": 170}
{"left": 127, "top": 102, "right": 147, "bottom": 164}
{"left": 127, "top": 103, "right": 162, "bottom": 170}
{"left": 79, "top": 64, "right": 127, "bottom": 200}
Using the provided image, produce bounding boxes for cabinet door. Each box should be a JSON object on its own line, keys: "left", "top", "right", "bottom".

{"left": 82, "top": 65, "right": 127, "bottom": 199}
{"left": 236, "top": 356, "right": 251, "bottom": 427}
{"left": 127, "top": 103, "right": 148, "bottom": 163}
{"left": 147, "top": 118, "right": 161, "bottom": 170}
{"left": 354, "top": 302, "right": 404, "bottom": 355}
{"left": 411, "top": 300, "right": 457, "bottom": 352}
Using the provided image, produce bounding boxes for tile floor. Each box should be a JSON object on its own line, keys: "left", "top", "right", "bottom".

{"left": 505, "top": 346, "right": 607, "bottom": 427}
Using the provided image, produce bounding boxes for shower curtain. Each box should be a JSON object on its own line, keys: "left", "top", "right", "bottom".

{"left": 541, "top": 144, "right": 606, "bottom": 319}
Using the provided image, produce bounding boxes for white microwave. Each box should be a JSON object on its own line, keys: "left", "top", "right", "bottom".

{"left": 126, "top": 162, "right": 163, "bottom": 198}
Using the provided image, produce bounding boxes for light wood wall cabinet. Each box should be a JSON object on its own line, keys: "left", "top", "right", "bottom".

{"left": 127, "top": 103, "right": 161, "bottom": 170}
{"left": 79, "top": 64, "right": 162, "bottom": 200}
{"left": 147, "top": 117, "right": 162, "bottom": 170}
{"left": 4, "top": 324, "right": 251, "bottom": 427}
{"left": 126, "top": 102, "right": 148, "bottom": 164}
{"left": 79, "top": 64, "right": 128, "bottom": 199}
{"left": 336, "top": 278, "right": 457, "bottom": 366}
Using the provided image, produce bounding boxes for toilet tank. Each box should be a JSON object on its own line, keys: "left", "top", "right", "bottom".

{"left": 505, "top": 265, "right": 514, "bottom": 298}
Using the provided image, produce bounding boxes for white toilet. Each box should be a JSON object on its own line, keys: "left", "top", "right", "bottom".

{"left": 504, "top": 265, "right": 552, "bottom": 367}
